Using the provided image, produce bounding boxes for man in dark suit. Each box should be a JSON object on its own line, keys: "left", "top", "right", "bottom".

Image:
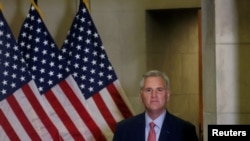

{"left": 113, "top": 70, "right": 199, "bottom": 141}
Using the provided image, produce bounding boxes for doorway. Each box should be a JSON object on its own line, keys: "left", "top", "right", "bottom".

{"left": 146, "top": 8, "right": 202, "bottom": 140}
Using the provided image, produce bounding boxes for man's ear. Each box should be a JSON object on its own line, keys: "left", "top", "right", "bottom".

{"left": 166, "top": 90, "right": 171, "bottom": 101}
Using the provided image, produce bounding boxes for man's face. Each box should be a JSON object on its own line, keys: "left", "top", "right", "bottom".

{"left": 140, "top": 76, "right": 170, "bottom": 114}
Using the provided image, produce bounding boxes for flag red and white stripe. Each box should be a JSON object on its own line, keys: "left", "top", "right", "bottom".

{"left": 15, "top": 0, "right": 134, "bottom": 140}
{"left": 0, "top": 7, "right": 61, "bottom": 140}
{"left": 60, "top": 1, "right": 135, "bottom": 140}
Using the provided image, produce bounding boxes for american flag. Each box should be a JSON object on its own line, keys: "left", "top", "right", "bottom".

{"left": 0, "top": 9, "right": 61, "bottom": 141}
{"left": 17, "top": 4, "right": 104, "bottom": 141}
{"left": 60, "top": 1, "right": 134, "bottom": 140}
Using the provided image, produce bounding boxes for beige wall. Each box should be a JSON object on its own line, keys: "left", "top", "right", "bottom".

{"left": 3, "top": 1, "right": 250, "bottom": 141}
{"left": 2, "top": 0, "right": 201, "bottom": 140}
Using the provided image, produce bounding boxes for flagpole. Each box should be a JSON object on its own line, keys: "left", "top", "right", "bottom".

{"left": 83, "top": 0, "right": 90, "bottom": 12}
{"left": 0, "top": 3, "right": 2, "bottom": 10}
{"left": 29, "top": 0, "right": 44, "bottom": 20}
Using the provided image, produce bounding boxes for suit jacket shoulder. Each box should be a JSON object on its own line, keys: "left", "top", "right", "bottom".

{"left": 159, "top": 112, "right": 199, "bottom": 141}
{"left": 113, "top": 113, "right": 145, "bottom": 141}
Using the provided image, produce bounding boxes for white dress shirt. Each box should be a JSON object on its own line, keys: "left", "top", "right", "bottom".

{"left": 145, "top": 110, "right": 166, "bottom": 141}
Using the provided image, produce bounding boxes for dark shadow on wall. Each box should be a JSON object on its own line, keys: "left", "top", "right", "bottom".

{"left": 145, "top": 8, "right": 202, "bottom": 141}
{"left": 236, "top": 0, "right": 250, "bottom": 124}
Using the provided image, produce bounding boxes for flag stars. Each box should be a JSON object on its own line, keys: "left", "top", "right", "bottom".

{"left": 38, "top": 87, "right": 43, "bottom": 92}
{"left": 11, "top": 83, "right": 16, "bottom": 88}
{"left": 107, "top": 74, "right": 112, "bottom": 80}
{"left": 88, "top": 21, "right": 92, "bottom": 26}
{"left": 80, "top": 84, "right": 85, "bottom": 89}
{"left": 12, "top": 64, "right": 17, "bottom": 70}
{"left": 13, "top": 45, "right": 19, "bottom": 51}
{"left": 100, "top": 54, "right": 105, "bottom": 59}
{"left": 49, "top": 61, "right": 55, "bottom": 67}
{"left": 74, "top": 63, "right": 79, "bottom": 68}
{"left": 48, "top": 71, "right": 54, "bottom": 76}
{"left": 29, "top": 25, "right": 34, "bottom": 31}
{"left": 57, "top": 73, "right": 63, "bottom": 79}
{"left": 21, "top": 67, "right": 26, "bottom": 72}
{"left": 84, "top": 48, "right": 89, "bottom": 53}
{"left": 1, "top": 89, "right": 7, "bottom": 95}
{"left": 85, "top": 38, "right": 91, "bottom": 44}
{"left": 48, "top": 80, "right": 53, "bottom": 85}
{"left": 43, "top": 40, "right": 48, "bottom": 46}
{"left": 98, "top": 81, "right": 103, "bottom": 86}
{"left": 108, "top": 65, "right": 113, "bottom": 71}
{"left": 36, "top": 28, "right": 41, "bottom": 33}
{"left": 37, "top": 18, "right": 42, "bottom": 24}
{"left": 23, "top": 22, "right": 29, "bottom": 28}
{"left": 73, "top": 72, "right": 78, "bottom": 77}
{"left": 0, "top": 21, "right": 4, "bottom": 26}
{"left": 81, "top": 75, "right": 86, "bottom": 80}
{"left": 82, "top": 8, "right": 87, "bottom": 13}
{"left": 93, "top": 33, "right": 98, "bottom": 38}
{"left": 6, "top": 33, "right": 11, "bottom": 39}
{"left": 90, "top": 69, "right": 95, "bottom": 74}
{"left": 99, "top": 63, "right": 104, "bottom": 68}
{"left": 28, "top": 34, "right": 32, "bottom": 40}
{"left": 80, "top": 17, "right": 85, "bottom": 23}
{"left": 32, "top": 56, "right": 38, "bottom": 62}
{"left": 40, "top": 68, "right": 45, "bottom": 74}
{"left": 12, "top": 55, "right": 18, "bottom": 60}
{"left": 76, "top": 45, "right": 81, "bottom": 50}
{"left": 91, "top": 60, "right": 97, "bottom": 65}
{"left": 4, "top": 61, "right": 9, "bottom": 67}
{"left": 50, "top": 52, "right": 55, "bottom": 58}
{"left": 93, "top": 42, "right": 98, "bottom": 47}
{"left": 99, "top": 72, "right": 104, "bottom": 77}
{"left": 3, "top": 71, "right": 8, "bottom": 76}
{"left": 32, "top": 66, "right": 37, "bottom": 71}
{"left": 58, "top": 54, "right": 63, "bottom": 60}
{"left": 75, "top": 54, "right": 80, "bottom": 59}
{"left": 27, "top": 44, "right": 32, "bottom": 50}
{"left": 92, "top": 51, "right": 97, "bottom": 56}
{"left": 87, "top": 29, "right": 91, "bottom": 35}
{"left": 89, "top": 77, "right": 94, "bottom": 83}
{"left": 34, "top": 47, "right": 39, "bottom": 52}
{"left": 20, "top": 76, "right": 26, "bottom": 81}
{"left": 41, "top": 59, "right": 47, "bottom": 64}
{"left": 5, "top": 52, "right": 10, "bottom": 58}
{"left": 77, "top": 35, "right": 83, "bottom": 41}
{"left": 39, "top": 77, "right": 44, "bottom": 83}
{"left": 35, "top": 37, "right": 40, "bottom": 43}
{"left": 81, "top": 66, "right": 87, "bottom": 71}
{"left": 11, "top": 74, "right": 17, "bottom": 79}
{"left": 79, "top": 26, "right": 84, "bottom": 32}
{"left": 88, "top": 87, "right": 94, "bottom": 92}
{"left": 2, "top": 80, "right": 7, "bottom": 85}
{"left": 5, "top": 43, "right": 11, "bottom": 48}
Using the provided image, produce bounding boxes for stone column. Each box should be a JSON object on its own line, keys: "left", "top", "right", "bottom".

{"left": 202, "top": 0, "right": 250, "bottom": 140}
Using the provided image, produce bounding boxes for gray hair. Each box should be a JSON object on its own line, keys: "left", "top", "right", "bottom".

{"left": 139, "top": 70, "right": 170, "bottom": 90}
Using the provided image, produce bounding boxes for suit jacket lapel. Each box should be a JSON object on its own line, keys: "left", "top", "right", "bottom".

{"left": 159, "top": 112, "right": 172, "bottom": 140}
{"left": 135, "top": 113, "right": 146, "bottom": 141}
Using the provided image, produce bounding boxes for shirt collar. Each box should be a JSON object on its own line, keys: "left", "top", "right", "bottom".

{"left": 145, "top": 110, "right": 166, "bottom": 129}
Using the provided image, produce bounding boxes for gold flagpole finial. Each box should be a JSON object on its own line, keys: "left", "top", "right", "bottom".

{"left": 83, "top": 0, "right": 90, "bottom": 12}
{"left": 29, "top": 0, "right": 44, "bottom": 19}
{"left": 0, "top": 2, "right": 3, "bottom": 11}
